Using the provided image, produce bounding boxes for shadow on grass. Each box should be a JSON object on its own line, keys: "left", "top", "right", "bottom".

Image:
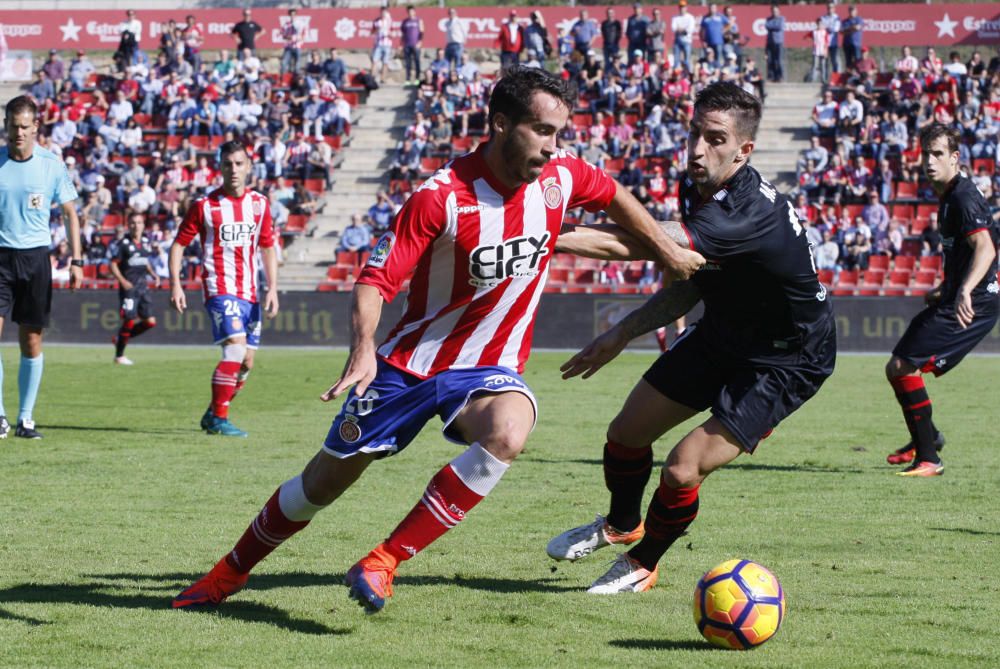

{"left": 0, "top": 608, "right": 48, "bottom": 626}
{"left": 609, "top": 638, "right": 715, "bottom": 651}
{"left": 39, "top": 425, "right": 195, "bottom": 436}
{"left": 727, "top": 462, "right": 863, "bottom": 474}
{"left": 931, "top": 526, "right": 1000, "bottom": 537}
{"left": 0, "top": 577, "right": 347, "bottom": 635}
{"left": 524, "top": 457, "right": 603, "bottom": 466}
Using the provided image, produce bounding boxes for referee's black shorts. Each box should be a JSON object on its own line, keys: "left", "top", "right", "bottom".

{"left": 642, "top": 321, "right": 836, "bottom": 453}
{"left": 893, "top": 302, "right": 999, "bottom": 377}
{"left": 0, "top": 246, "right": 53, "bottom": 328}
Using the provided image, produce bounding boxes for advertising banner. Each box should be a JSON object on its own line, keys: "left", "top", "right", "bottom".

{"left": 45, "top": 291, "right": 1000, "bottom": 354}
{"left": 1, "top": 5, "right": 997, "bottom": 54}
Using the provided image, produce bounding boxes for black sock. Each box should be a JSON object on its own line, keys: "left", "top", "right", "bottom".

{"left": 628, "top": 482, "right": 700, "bottom": 572}
{"left": 603, "top": 441, "right": 652, "bottom": 533}
{"left": 890, "top": 375, "right": 940, "bottom": 464}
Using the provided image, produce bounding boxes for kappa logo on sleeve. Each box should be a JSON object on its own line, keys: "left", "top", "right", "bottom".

{"left": 367, "top": 232, "right": 395, "bottom": 268}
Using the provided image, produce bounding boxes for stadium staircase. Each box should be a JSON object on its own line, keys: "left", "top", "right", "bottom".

{"left": 280, "top": 81, "right": 412, "bottom": 290}
{"left": 751, "top": 82, "right": 820, "bottom": 193}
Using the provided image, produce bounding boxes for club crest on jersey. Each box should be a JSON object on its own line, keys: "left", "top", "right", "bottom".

{"left": 367, "top": 232, "right": 395, "bottom": 268}
{"left": 231, "top": 317, "right": 244, "bottom": 332}
{"left": 339, "top": 416, "right": 362, "bottom": 443}
{"left": 542, "top": 177, "right": 563, "bottom": 210}
{"left": 468, "top": 231, "right": 550, "bottom": 287}
{"left": 252, "top": 199, "right": 264, "bottom": 217}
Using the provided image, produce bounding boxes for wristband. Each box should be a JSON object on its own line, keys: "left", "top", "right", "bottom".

{"left": 70, "top": 259, "right": 85, "bottom": 268}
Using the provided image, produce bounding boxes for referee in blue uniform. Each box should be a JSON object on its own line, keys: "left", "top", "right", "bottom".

{"left": 0, "top": 95, "right": 82, "bottom": 439}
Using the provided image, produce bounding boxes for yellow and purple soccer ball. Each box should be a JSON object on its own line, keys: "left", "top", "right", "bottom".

{"left": 693, "top": 559, "right": 785, "bottom": 650}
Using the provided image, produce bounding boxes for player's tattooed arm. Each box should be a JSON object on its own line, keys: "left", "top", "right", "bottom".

{"left": 561, "top": 280, "right": 701, "bottom": 380}
{"left": 616, "top": 279, "right": 702, "bottom": 340}
{"left": 556, "top": 221, "right": 692, "bottom": 260}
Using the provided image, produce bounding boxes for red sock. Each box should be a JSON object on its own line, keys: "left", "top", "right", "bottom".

{"left": 382, "top": 464, "right": 485, "bottom": 565}
{"left": 226, "top": 488, "right": 310, "bottom": 574}
{"left": 115, "top": 319, "right": 135, "bottom": 357}
{"left": 130, "top": 318, "right": 156, "bottom": 338}
{"left": 211, "top": 360, "right": 241, "bottom": 418}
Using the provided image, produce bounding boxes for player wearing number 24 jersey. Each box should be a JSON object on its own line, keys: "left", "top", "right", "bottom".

{"left": 169, "top": 141, "right": 279, "bottom": 437}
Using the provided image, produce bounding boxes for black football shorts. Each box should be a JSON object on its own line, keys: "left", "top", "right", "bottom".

{"left": 892, "top": 302, "right": 999, "bottom": 376}
{"left": 643, "top": 321, "right": 836, "bottom": 453}
{"left": 0, "top": 246, "right": 53, "bottom": 328}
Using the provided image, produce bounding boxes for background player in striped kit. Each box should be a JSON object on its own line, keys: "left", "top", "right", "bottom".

{"left": 110, "top": 212, "right": 158, "bottom": 366}
{"left": 168, "top": 141, "right": 279, "bottom": 438}
{"left": 172, "top": 66, "right": 704, "bottom": 614}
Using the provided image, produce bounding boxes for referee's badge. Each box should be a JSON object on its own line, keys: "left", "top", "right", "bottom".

{"left": 28, "top": 193, "right": 44, "bottom": 210}
{"left": 542, "top": 178, "right": 562, "bottom": 210}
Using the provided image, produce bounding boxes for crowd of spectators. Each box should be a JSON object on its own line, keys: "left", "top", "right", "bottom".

{"left": 794, "top": 42, "right": 1000, "bottom": 281}
{"left": 20, "top": 8, "right": 358, "bottom": 284}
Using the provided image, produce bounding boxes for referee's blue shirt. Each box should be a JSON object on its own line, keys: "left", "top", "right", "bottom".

{"left": 0, "top": 145, "right": 78, "bottom": 250}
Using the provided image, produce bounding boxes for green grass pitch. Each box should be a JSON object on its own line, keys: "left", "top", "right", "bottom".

{"left": 1, "top": 347, "right": 998, "bottom": 668}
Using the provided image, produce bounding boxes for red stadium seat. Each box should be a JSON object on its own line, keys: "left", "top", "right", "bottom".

{"left": 894, "top": 181, "right": 918, "bottom": 200}
{"left": 304, "top": 178, "right": 325, "bottom": 194}
{"left": 860, "top": 269, "right": 885, "bottom": 285}
{"left": 326, "top": 266, "right": 351, "bottom": 281}
{"left": 548, "top": 267, "right": 570, "bottom": 283}
{"left": 909, "top": 218, "right": 928, "bottom": 234}
{"left": 893, "top": 255, "right": 917, "bottom": 271}
{"left": 857, "top": 286, "right": 881, "bottom": 296}
{"left": 817, "top": 269, "right": 835, "bottom": 285}
{"left": 189, "top": 135, "right": 209, "bottom": 150}
{"left": 843, "top": 204, "right": 864, "bottom": 222}
{"left": 915, "top": 204, "right": 937, "bottom": 221}
{"left": 887, "top": 270, "right": 911, "bottom": 287}
{"left": 867, "top": 255, "right": 890, "bottom": 271}
{"left": 912, "top": 269, "right": 937, "bottom": 287}
{"left": 919, "top": 255, "right": 942, "bottom": 272}
{"left": 891, "top": 203, "right": 915, "bottom": 220}
{"left": 572, "top": 269, "right": 596, "bottom": 284}
{"left": 972, "top": 158, "right": 995, "bottom": 176}
{"left": 882, "top": 286, "right": 907, "bottom": 296}
{"left": 285, "top": 214, "right": 309, "bottom": 234}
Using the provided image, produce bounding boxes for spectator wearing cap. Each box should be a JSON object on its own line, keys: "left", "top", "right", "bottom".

{"left": 841, "top": 5, "right": 863, "bottom": 71}
{"left": 854, "top": 46, "right": 877, "bottom": 77}
{"left": 601, "top": 8, "right": 622, "bottom": 71}
{"left": 700, "top": 4, "right": 727, "bottom": 68}
{"left": 764, "top": 4, "right": 785, "bottom": 82}
{"left": 671, "top": 1, "right": 696, "bottom": 72}
{"left": 625, "top": 3, "right": 649, "bottom": 60}
{"left": 498, "top": 11, "right": 523, "bottom": 71}
{"left": 400, "top": 5, "right": 424, "bottom": 86}
{"left": 68, "top": 50, "right": 95, "bottom": 91}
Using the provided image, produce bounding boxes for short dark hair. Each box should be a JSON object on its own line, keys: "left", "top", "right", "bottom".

{"left": 487, "top": 66, "right": 577, "bottom": 133}
{"left": 5, "top": 95, "right": 38, "bottom": 122}
{"left": 219, "top": 141, "right": 249, "bottom": 161}
{"left": 693, "top": 81, "right": 762, "bottom": 141}
{"left": 918, "top": 123, "right": 960, "bottom": 154}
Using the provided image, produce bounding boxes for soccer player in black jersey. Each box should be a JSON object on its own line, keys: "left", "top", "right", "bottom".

{"left": 885, "top": 124, "right": 999, "bottom": 477}
{"left": 110, "top": 212, "right": 158, "bottom": 365}
{"left": 548, "top": 81, "right": 837, "bottom": 593}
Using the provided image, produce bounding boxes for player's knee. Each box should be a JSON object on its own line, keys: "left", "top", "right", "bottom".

{"left": 222, "top": 342, "right": 247, "bottom": 362}
{"left": 146, "top": 317, "right": 156, "bottom": 327}
{"left": 607, "top": 413, "right": 644, "bottom": 448}
{"left": 662, "top": 462, "right": 700, "bottom": 489}
{"left": 479, "top": 431, "right": 527, "bottom": 463}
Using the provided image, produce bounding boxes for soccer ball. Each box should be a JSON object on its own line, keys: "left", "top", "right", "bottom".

{"left": 693, "top": 559, "right": 785, "bottom": 650}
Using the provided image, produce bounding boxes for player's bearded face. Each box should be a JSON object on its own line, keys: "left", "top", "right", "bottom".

{"left": 500, "top": 93, "right": 567, "bottom": 184}
{"left": 687, "top": 109, "right": 752, "bottom": 192}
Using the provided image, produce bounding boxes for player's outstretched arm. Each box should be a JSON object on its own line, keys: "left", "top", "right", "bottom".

{"left": 561, "top": 280, "right": 701, "bottom": 380}
{"left": 556, "top": 221, "right": 692, "bottom": 261}
{"left": 167, "top": 242, "right": 187, "bottom": 313}
{"left": 261, "top": 246, "right": 280, "bottom": 317}
{"left": 956, "top": 229, "right": 997, "bottom": 328}
{"left": 604, "top": 182, "right": 704, "bottom": 280}
{"left": 322, "top": 283, "right": 383, "bottom": 402}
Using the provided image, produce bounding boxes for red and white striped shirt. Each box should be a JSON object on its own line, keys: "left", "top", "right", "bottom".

{"left": 176, "top": 188, "right": 275, "bottom": 303}
{"left": 357, "top": 145, "right": 616, "bottom": 378}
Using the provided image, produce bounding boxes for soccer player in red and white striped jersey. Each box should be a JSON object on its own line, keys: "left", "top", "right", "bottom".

{"left": 172, "top": 67, "right": 703, "bottom": 613}
{"left": 168, "top": 141, "right": 279, "bottom": 438}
